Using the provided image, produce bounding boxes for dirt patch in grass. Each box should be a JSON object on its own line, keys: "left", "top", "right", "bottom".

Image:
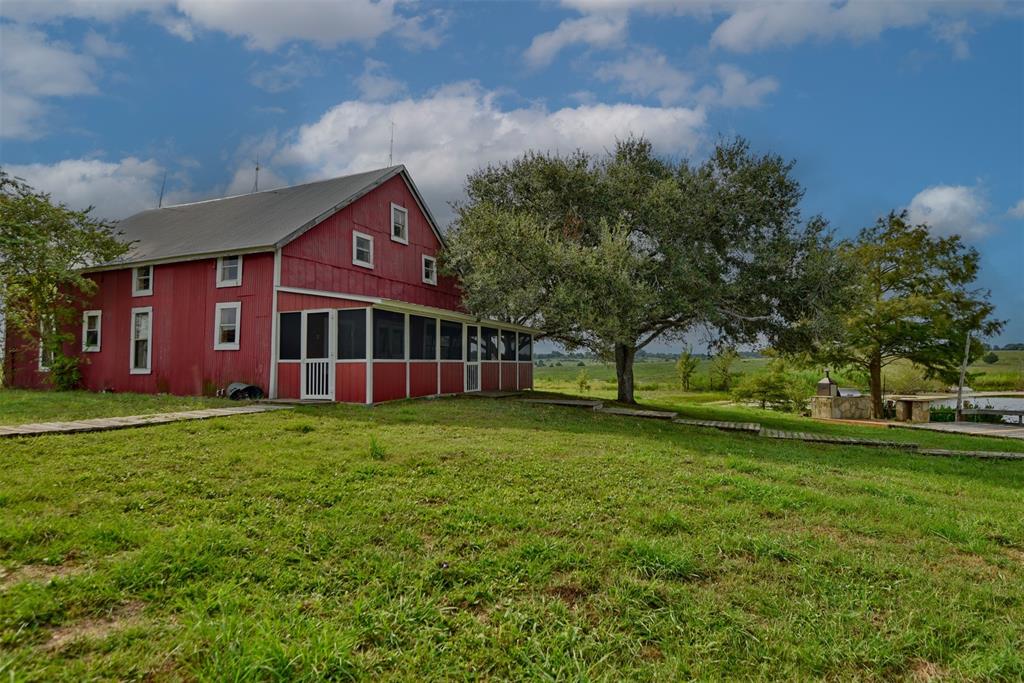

{"left": 909, "top": 659, "right": 949, "bottom": 682}
{"left": 545, "top": 582, "right": 591, "bottom": 606}
{"left": 41, "top": 600, "right": 147, "bottom": 652}
{"left": 0, "top": 563, "right": 84, "bottom": 591}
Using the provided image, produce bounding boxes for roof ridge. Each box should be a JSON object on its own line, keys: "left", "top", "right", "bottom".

{"left": 157, "top": 165, "right": 403, "bottom": 211}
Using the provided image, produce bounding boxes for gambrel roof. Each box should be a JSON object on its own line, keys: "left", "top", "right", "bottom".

{"left": 98, "top": 165, "right": 443, "bottom": 269}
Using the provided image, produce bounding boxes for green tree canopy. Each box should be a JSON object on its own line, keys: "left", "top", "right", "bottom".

{"left": 817, "top": 210, "right": 1003, "bottom": 417}
{"left": 444, "top": 137, "right": 847, "bottom": 403}
{"left": 0, "top": 170, "right": 129, "bottom": 386}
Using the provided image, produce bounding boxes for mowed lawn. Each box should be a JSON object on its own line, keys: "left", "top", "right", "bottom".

{"left": 2, "top": 395, "right": 1024, "bottom": 680}
{"left": 0, "top": 389, "right": 237, "bottom": 426}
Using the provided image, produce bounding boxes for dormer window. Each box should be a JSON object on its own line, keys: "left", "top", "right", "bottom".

{"left": 217, "top": 255, "right": 242, "bottom": 287}
{"left": 391, "top": 203, "right": 408, "bottom": 244}
{"left": 422, "top": 255, "right": 437, "bottom": 285}
{"left": 132, "top": 265, "right": 153, "bottom": 296}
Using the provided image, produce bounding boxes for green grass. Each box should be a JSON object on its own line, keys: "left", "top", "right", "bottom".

{"left": 0, "top": 389, "right": 237, "bottom": 426}
{"left": 2, "top": 391, "right": 1024, "bottom": 679}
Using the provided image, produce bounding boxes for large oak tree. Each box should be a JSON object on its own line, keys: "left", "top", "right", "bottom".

{"left": 443, "top": 137, "right": 847, "bottom": 403}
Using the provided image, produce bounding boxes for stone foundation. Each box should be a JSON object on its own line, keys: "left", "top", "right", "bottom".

{"left": 810, "top": 395, "right": 873, "bottom": 420}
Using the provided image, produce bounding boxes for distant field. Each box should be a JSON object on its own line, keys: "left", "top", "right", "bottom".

{"left": 536, "top": 349, "right": 1024, "bottom": 393}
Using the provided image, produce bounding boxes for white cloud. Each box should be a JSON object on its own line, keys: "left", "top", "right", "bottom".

{"left": 355, "top": 59, "right": 407, "bottom": 101}
{"left": 4, "top": 158, "right": 164, "bottom": 220}
{"left": 524, "top": 13, "right": 627, "bottom": 67}
{"left": 1008, "top": 199, "right": 1024, "bottom": 219}
{"left": 907, "top": 185, "right": 991, "bottom": 240}
{"left": 276, "top": 82, "right": 706, "bottom": 224}
{"left": 0, "top": 23, "right": 100, "bottom": 139}
{"left": 595, "top": 48, "right": 693, "bottom": 105}
{"left": 2, "top": 0, "right": 442, "bottom": 51}
{"left": 553, "top": 0, "right": 1010, "bottom": 57}
{"left": 698, "top": 64, "right": 778, "bottom": 108}
{"left": 82, "top": 30, "right": 128, "bottom": 58}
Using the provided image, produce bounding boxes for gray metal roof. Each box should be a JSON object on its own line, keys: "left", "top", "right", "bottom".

{"left": 102, "top": 165, "right": 436, "bottom": 268}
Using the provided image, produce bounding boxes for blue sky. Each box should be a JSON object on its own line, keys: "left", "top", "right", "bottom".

{"left": 1, "top": 0, "right": 1022, "bottom": 344}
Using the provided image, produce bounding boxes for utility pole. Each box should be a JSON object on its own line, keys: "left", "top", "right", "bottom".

{"left": 955, "top": 331, "right": 972, "bottom": 422}
{"left": 252, "top": 155, "right": 260, "bottom": 193}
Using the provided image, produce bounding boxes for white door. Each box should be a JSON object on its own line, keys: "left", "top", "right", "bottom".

{"left": 301, "top": 311, "right": 334, "bottom": 400}
{"left": 465, "top": 325, "right": 480, "bottom": 392}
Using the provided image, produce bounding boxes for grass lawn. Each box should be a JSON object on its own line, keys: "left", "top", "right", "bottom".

{"left": 2, "top": 391, "right": 1023, "bottom": 680}
{"left": 0, "top": 389, "right": 237, "bottom": 426}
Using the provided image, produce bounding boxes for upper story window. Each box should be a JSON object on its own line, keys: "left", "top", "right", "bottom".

{"left": 353, "top": 231, "right": 374, "bottom": 269}
{"left": 422, "top": 255, "right": 437, "bottom": 285}
{"left": 133, "top": 265, "right": 153, "bottom": 296}
{"left": 391, "top": 203, "right": 408, "bottom": 244}
{"left": 217, "top": 255, "right": 243, "bottom": 287}
{"left": 82, "top": 310, "right": 102, "bottom": 352}
{"left": 213, "top": 302, "right": 241, "bottom": 350}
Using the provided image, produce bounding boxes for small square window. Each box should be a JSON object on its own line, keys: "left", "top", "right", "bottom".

{"left": 217, "top": 255, "right": 242, "bottom": 287}
{"left": 422, "top": 255, "right": 437, "bottom": 285}
{"left": 133, "top": 265, "right": 153, "bottom": 296}
{"left": 214, "top": 302, "right": 241, "bottom": 350}
{"left": 82, "top": 310, "right": 102, "bottom": 352}
{"left": 353, "top": 231, "right": 373, "bottom": 269}
{"left": 391, "top": 204, "right": 408, "bottom": 244}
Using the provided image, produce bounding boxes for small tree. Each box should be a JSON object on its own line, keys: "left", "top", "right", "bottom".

{"left": 675, "top": 347, "right": 700, "bottom": 391}
{"left": 0, "top": 170, "right": 128, "bottom": 387}
{"left": 982, "top": 352, "right": 999, "bottom": 365}
{"left": 817, "top": 211, "right": 1003, "bottom": 417}
{"left": 732, "top": 358, "right": 807, "bottom": 412}
{"left": 576, "top": 368, "right": 591, "bottom": 393}
{"left": 709, "top": 348, "right": 739, "bottom": 390}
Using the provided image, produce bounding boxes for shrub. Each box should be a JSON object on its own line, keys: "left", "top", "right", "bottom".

{"left": 982, "top": 352, "right": 999, "bottom": 364}
{"left": 731, "top": 359, "right": 809, "bottom": 413}
{"left": 576, "top": 368, "right": 591, "bottom": 393}
{"left": 48, "top": 352, "right": 82, "bottom": 391}
{"left": 884, "top": 364, "right": 945, "bottom": 394}
{"left": 709, "top": 348, "right": 739, "bottom": 391}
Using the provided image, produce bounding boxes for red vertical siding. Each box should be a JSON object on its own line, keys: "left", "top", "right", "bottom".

{"left": 409, "top": 362, "right": 438, "bottom": 397}
{"left": 277, "top": 363, "right": 300, "bottom": 398}
{"left": 335, "top": 362, "right": 367, "bottom": 403}
{"left": 280, "top": 175, "right": 462, "bottom": 310}
{"left": 518, "top": 363, "right": 533, "bottom": 390}
{"left": 481, "top": 362, "right": 500, "bottom": 391}
{"left": 8, "top": 253, "right": 275, "bottom": 396}
{"left": 373, "top": 363, "right": 406, "bottom": 402}
{"left": 501, "top": 363, "right": 517, "bottom": 391}
{"left": 440, "top": 363, "right": 464, "bottom": 394}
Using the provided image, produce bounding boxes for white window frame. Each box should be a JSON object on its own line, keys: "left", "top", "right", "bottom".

{"left": 130, "top": 306, "right": 153, "bottom": 375}
{"left": 213, "top": 301, "right": 242, "bottom": 351}
{"left": 422, "top": 254, "right": 437, "bottom": 285}
{"left": 390, "top": 203, "right": 409, "bottom": 245}
{"left": 353, "top": 230, "right": 374, "bottom": 269}
{"left": 132, "top": 265, "right": 153, "bottom": 296}
{"left": 82, "top": 310, "right": 102, "bottom": 352}
{"left": 216, "top": 255, "right": 243, "bottom": 288}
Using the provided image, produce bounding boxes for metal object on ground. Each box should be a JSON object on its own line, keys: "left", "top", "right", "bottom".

{"left": 227, "top": 382, "right": 265, "bottom": 400}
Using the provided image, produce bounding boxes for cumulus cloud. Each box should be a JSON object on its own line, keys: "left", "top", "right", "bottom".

{"left": 0, "top": 23, "right": 100, "bottom": 138}
{"left": 355, "top": 59, "right": 407, "bottom": 101}
{"left": 524, "top": 13, "right": 627, "bottom": 67}
{"left": 4, "top": 158, "right": 164, "bottom": 220}
{"left": 2, "top": 0, "right": 445, "bottom": 52}
{"left": 907, "top": 185, "right": 991, "bottom": 240}
{"left": 551, "top": 0, "right": 1009, "bottom": 58}
{"left": 1008, "top": 199, "right": 1024, "bottom": 219}
{"left": 275, "top": 82, "right": 706, "bottom": 224}
{"left": 595, "top": 48, "right": 693, "bottom": 105}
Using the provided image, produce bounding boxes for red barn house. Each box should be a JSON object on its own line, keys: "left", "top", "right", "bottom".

{"left": 5, "top": 166, "right": 535, "bottom": 402}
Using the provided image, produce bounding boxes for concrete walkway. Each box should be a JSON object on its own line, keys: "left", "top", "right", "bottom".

{"left": 0, "top": 404, "right": 291, "bottom": 438}
{"left": 903, "top": 421, "right": 1024, "bottom": 440}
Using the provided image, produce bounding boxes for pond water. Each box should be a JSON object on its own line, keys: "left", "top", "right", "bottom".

{"left": 929, "top": 396, "right": 1024, "bottom": 424}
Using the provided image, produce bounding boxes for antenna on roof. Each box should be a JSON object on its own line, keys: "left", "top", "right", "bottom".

{"left": 157, "top": 171, "right": 167, "bottom": 208}
{"left": 251, "top": 155, "right": 260, "bottom": 194}
{"left": 388, "top": 121, "right": 395, "bottom": 166}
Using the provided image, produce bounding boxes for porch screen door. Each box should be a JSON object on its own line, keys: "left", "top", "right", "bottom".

{"left": 301, "top": 311, "right": 333, "bottom": 399}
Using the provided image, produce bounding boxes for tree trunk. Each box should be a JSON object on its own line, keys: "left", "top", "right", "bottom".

{"left": 868, "top": 353, "right": 884, "bottom": 419}
{"left": 615, "top": 343, "right": 637, "bottom": 404}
